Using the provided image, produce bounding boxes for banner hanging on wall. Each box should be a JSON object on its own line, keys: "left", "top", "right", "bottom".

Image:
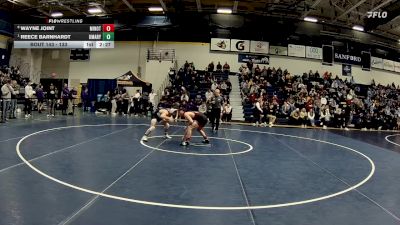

{"left": 250, "top": 41, "right": 269, "bottom": 54}
{"left": 230, "top": 39, "right": 250, "bottom": 52}
{"left": 306, "top": 46, "right": 322, "bottom": 59}
{"left": 334, "top": 50, "right": 362, "bottom": 65}
{"left": 342, "top": 64, "right": 352, "bottom": 76}
{"left": 383, "top": 59, "right": 395, "bottom": 71}
{"left": 238, "top": 54, "right": 269, "bottom": 64}
{"left": 288, "top": 44, "right": 306, "bottom": 58}
{"left": 269, "top": 46, "right": 288, "bottom": 56}
{"left": 210, "top": 38, "right": 231, "bottom": 51}
{"left": 394, "top": 61, "right": 400, "bottom": 73}
{"left": 371, "top": 57, "right": 383, "bottom": 69}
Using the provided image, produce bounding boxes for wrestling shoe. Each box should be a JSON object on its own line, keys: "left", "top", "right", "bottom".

{"left": 202, "top": 139, "right": 210, "bottom": 144}
{"left": 180, "top": 141, "right": 189, "bottom": 146}
{"left": 141, "top": 136, "right": 148, "bottom": 142}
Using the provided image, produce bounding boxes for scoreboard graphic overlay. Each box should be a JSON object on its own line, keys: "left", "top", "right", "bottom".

{"left": 14, "top": 20, "right": 114, "bottom": 49}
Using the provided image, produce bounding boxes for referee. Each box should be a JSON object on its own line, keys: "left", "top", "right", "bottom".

{"left": 209, "top": 89, "right": 224, "bottom": 132}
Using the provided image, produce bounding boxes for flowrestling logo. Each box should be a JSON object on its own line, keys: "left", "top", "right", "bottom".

{"left": 367, "top": 11, "right": 388, "bottom": 18}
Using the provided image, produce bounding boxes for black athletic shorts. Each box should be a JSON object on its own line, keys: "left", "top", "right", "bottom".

{"left": 194, "top": 112, "right": 208, "bottom": 128}
{"left": 152, "top": 111, "right": 162, "bottom": 122}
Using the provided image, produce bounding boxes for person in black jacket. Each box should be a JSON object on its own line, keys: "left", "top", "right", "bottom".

{"left": 209, "top": 89, "right": 224, "bottom": 132}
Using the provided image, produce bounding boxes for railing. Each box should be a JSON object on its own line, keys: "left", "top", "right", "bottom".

{"left": 9, "top": 57, "right": 31, "bottom": 79}
{"left": 147, "top": 48, "right": 175, "bottom": 62}
{"left": 154, "top": 74, "right": 171, "bottom": 107}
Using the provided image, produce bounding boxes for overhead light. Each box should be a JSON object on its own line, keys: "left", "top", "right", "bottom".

{"left": 304, "top": 16, "right": 318, "bottom": 22}
{"left": 352, "top": 25, "right": 364, "bottom": 32}
{"left": 50, "top": 11, "right": 63, "bottom": 18}
{"left": 88, "top": 7, "right": 103, "bottom": 14}
{"left": 217, "top": 8, "right": 232, "bottom": 14}
{"left": 7, "top": 0, "right": 19, "bottom": 4}
{"left": 148, "top": 7, "right": 163, "bottom": 12}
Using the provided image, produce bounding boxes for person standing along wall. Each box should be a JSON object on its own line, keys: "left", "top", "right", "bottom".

{"left": 1, "top": 79, "right": 15, "bottom": 123}
{"left": 47, "top": 83, "right": 56, "bottom": 117}
{"left": 68, "top": 87, "right": 78, "bottom": 115}
{"left": 9, "top": 80, "right": 19, "bottom": 119}
{"left": 61, "top": 83, "right": 69, "bottom": 115}
{"left": 24, "top": 80, "right": 33, "bottom": 119}
{"left": 81, "top": 87, "right": 89, "bottom": 112}
{"left": 36, "top": 84, "right": 44, "bottom": 114}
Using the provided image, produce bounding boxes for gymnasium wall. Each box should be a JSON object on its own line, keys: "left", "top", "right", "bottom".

{"left": 69, "top": 42, "right": 151, "bottom": 83}
{"left": 41, "top": 49, "right": 70, "bottom": 79}
{"left": 144, "top": 60, "right": 174, "bottom": 92}
{"left": 10, "top": 41, "right": 400, "bottom": 87}
{"left": 68, "top": 41, "right": 399, "bottom": 86}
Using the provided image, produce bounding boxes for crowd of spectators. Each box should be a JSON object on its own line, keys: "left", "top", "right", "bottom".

{"left": 239, "top": 63, "right": 400, "bottom": 130}
{"left": 1, "top": 69, "right": 81, "bottom": 123}
{"left": 158, "top": 61, "right": 233, "bottom": 121}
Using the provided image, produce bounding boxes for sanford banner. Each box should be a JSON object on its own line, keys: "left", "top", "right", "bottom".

{"left": 334, "top": 50, "right": 362, "bottom": 65}
{"left": 238, "top": 54, "right": 269, "bottom": 64}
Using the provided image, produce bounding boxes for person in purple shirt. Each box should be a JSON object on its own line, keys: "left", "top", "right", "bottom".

{"left": 61, "top": 83, "right": 70, "bottom": 115}
{"left": 81, "top": 87, "right": 90, "bottom": 112}
{"left": 36, "top": 84, "right": 45, "bottom": 113}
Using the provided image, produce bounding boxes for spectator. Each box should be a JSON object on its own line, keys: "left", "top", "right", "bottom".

{"left": 307, "top": 108, "right": 316, "bottom": 127}
{"left": 198, "top": 101, "right": 207, "bottom": 114}
{"left": 61, "top": 83, "right": 69, "bottom": 115}
{"left": 320, "top": 106, "right": 331, "bottom": 129}
{"left": 223, "top": 62, "right": 230, "bottom": 73}
{"left": 47, "top": 83, "right": 56, "bottom": 117}
{"left": 264, "top": 103, "right": 277, "bottom": 127}
{"left": 149, "top": 89, "right": 157, "bottom": 110}
{"left": 132, "top": 90, "right": 140, "bottom": 116}
{"left": 36, "top": 84, "right": 44, "bottom": 113}
{"left": 216, "top": 62, "right": 222, "bottom": 72}
{"left": 222, "top": 102, "right": 232, "bottom": 122}
{"left": 289, "top": 108, "right": 300, "bottom": 125}
{"left": 68, "top": 87, "right": 78, "bottom": 115}
{"left": 253, "top": 97, "right": 263, "bottom": 126}
{"left": 180, "top": 91, "right": 189, "bottom": 102}
{"left": 24, "top": 80, "right": 33, "bottom": 118}
{"left": 1, "top": 79, "right": 15, "bottom": 123}
{"left": 300, "top": 108, "right": 308, "bottom": 128}
{"left": 207, "top": 61, "right": 214, "bottom": 72}
{"left": 9, "top": 80, "right": 19, "bottom": 119}
{"left": 81, "top": 86, "right": 90, "bottom": 112}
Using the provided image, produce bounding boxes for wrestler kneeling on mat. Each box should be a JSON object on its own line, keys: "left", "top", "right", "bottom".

{"left": 141, "top": 107, "right": 179, "bottom": 142}
{"left": 180, "top": 111, "right": 210, "bottom": 146}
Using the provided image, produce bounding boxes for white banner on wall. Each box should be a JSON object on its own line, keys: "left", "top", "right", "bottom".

{"left": 250, "top": 41, "right": 269, "bottom": 54}
{"left": 383, "top": 59, "right": 395, "bottom": 71}
{"left": 210, "top": 38, "right": 231, "bottom": 51}
{"left": 371, "top": 57, "right": 383, "bottom": 69}
{"left": 305, "top": 46, "right": 322, "bottom": 59}
{"left": 394, "top": 61, "right": 400, "bottom": 73}
{"left": 230, "top": 39, "right": 250, "bottom": 52}
{"left": 269, "top": 46, "right": 288, "bottom": 56}
{"left": 288, "top": 44, "right": 306, "bottom": 58}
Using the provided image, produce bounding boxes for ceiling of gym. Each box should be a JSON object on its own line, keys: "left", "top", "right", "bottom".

{"left": 2, "top": 0, "right": 400, "bottom": 43}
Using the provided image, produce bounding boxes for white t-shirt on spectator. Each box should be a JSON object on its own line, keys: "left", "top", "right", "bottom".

{"left": 149, "top": 93, "right": 157, "bottom": 104}
{"left": 321, "top": 97, "right": 327, "bottom": 105}
{"left": 205, "top": 91, "right": 213, "bottom": 100}
{"left": 181, "top": 94, "right": 189, "bottom": 102}
{"left": 25, "top": 85, "right": 33, "bottom": 99}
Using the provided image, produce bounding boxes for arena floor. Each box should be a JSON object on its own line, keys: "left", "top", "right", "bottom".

{"left": 1, "top": 113, "right": 400, "bottom": 225}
